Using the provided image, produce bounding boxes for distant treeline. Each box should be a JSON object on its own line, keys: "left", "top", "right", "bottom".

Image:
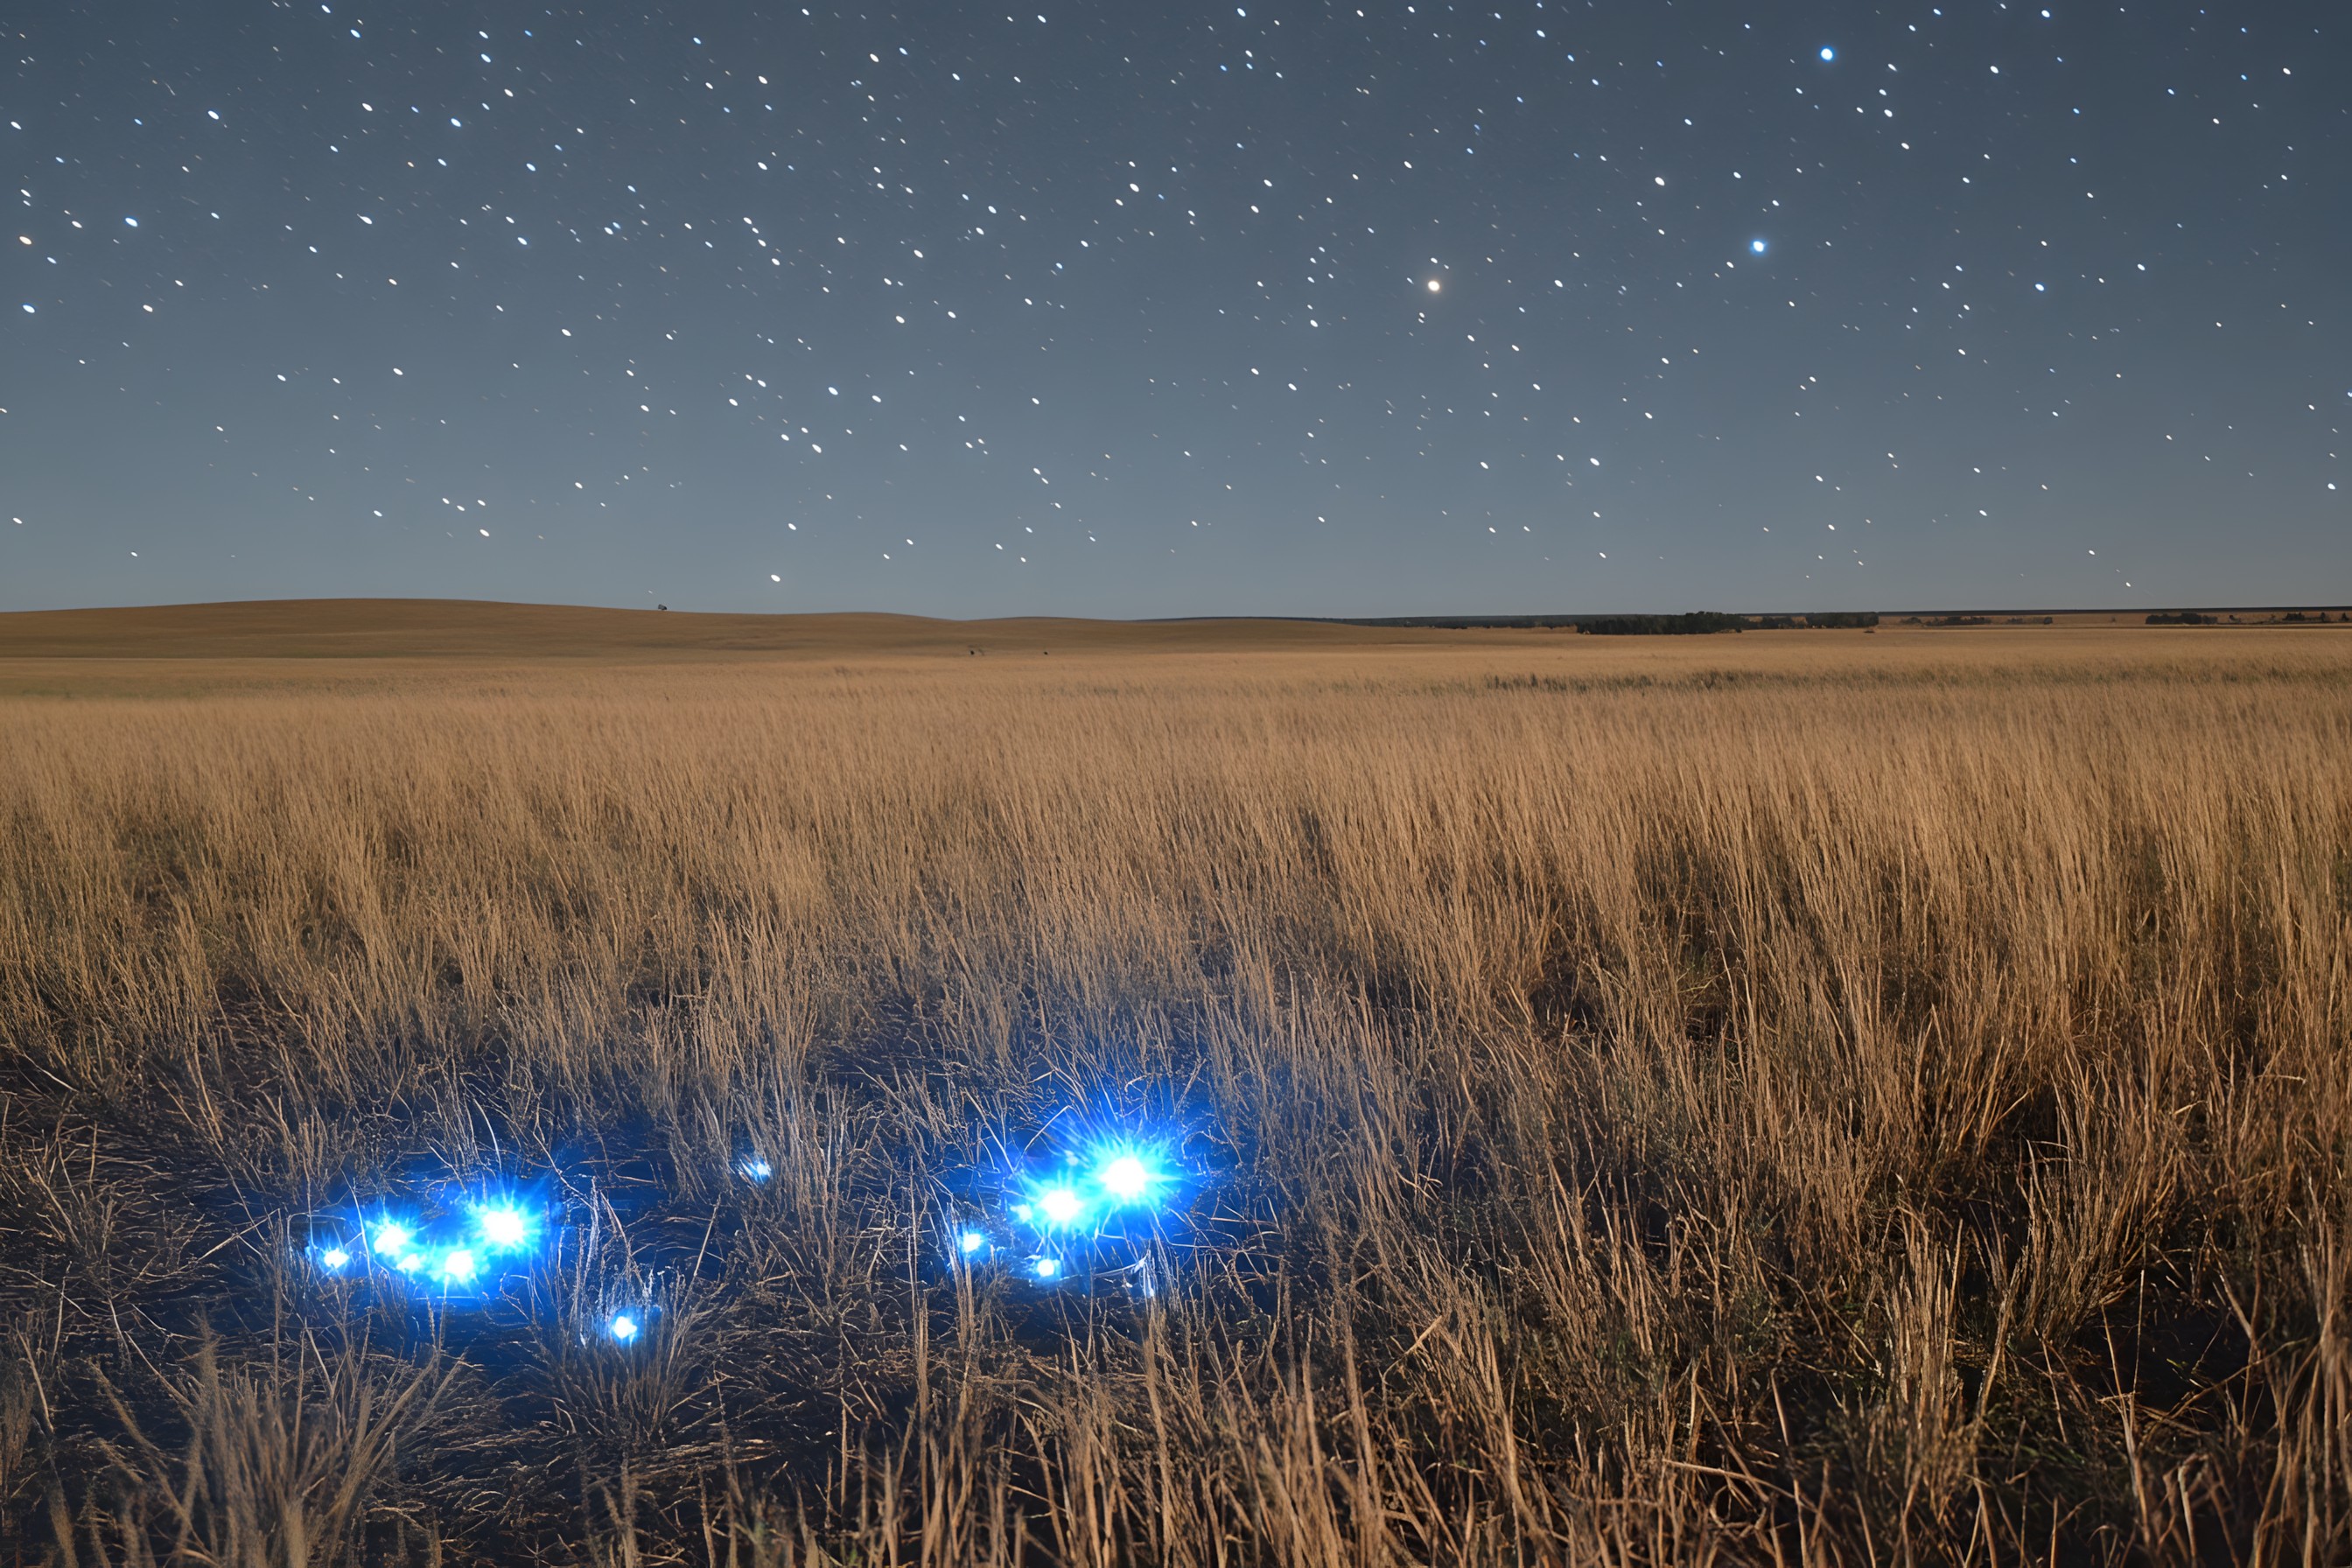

{"left": 1307, "top": 608, "right": 2344, "bottom": 633}
{"left": 1575, "top": 612, "right": 1753, "bottom": 635}
{"left": 1753, "top": 612, "right": 1881, "bottom": 630}
{"left": 1576, "top": 611, "right": 1880, "bottom": 635}
{"left": 1320, "top": 611, "right": 1882, "bottom": 634}
{"left": 2147, "top": 610, "right": 2347, "bottom": 626}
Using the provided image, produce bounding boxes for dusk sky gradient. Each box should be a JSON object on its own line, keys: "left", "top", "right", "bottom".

{"left": 4, "top": 0, "right": 2345, "bottom": 617}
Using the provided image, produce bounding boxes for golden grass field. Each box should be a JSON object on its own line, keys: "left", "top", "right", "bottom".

{"left": 1, "top": 602, "right": 2348, "bottom": 1564}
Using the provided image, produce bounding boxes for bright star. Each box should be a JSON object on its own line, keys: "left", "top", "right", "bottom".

{"left": 1426, "top": 278, "right": 1441, "bottom": 293}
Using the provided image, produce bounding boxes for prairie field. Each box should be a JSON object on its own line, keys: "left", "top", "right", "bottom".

{"left": 1, "top": 612, "right": 2348, "bottom": 1564}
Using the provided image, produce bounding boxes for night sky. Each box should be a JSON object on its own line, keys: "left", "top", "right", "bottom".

{"left": 4, "top": 2, "right": 2345, "bottom": 618}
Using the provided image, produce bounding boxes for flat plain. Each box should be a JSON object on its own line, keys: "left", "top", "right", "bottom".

{"left": 1, "top": 603, "right": 2348, "bottom": 1564}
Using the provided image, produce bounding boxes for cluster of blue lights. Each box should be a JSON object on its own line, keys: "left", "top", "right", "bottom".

{"left": 954, "top": 1139, "right": 1181, "bottom": 1285}
{"left": 309, "top": 1192, "right": 648, "bottom": 1343}
{"left": 307, "top": 1128, "right": 1194, "bottom": 1333}
{"left": 306, "top": 1197, "right": 542, "bottom": 1294}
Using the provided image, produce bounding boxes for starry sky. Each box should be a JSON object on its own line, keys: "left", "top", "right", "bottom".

{"left": 3, "top": 1, "right": 2345, "bottom": 618}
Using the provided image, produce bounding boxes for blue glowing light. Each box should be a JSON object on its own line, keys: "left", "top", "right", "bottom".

{"left": 371, "top": 1222, "right": 412, "bottom": 1257}
{"left": 395, "top": 1252, "right": 425, "bottom": 1274}
{"left": 476, "top": 1204, "right": 531, "bottom": 1250}
{"left": 959, "top": 1230, "right": 988, "bottom": 1253}
{"left": 437, "top": 1248, "right": 479, "bottom": 1285}
{"left": 738, "top": 1157, "right": 773, "bottom": 1181}
{"left": 1819, "top": 46, "right": 1836, "bottom": 61}
{"left": 608, "top": 1312, "right": 640, "bottom": 1343}
{"left": 1094, "top": 1152, "right": 1166, "bottom": 1206}
{"left": 1097, "top": 1155, "right": 1152, "bottom": 1200}
{"left": 991, "top": 1124, "right": 1192, "bottom": 1281}
{"left": 318, "top": 1246, "right": 352, "bottom": 1270}
{"left": 1751, "top": 239, "right": 1768, "bottom": 255}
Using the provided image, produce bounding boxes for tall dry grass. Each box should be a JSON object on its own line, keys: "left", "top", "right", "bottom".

{"left": 0, "top": 634, "right": 2348, "bottom": 1564}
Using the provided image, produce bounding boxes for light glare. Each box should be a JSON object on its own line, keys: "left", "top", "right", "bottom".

{"left": 608, "top": 1312, "right": 640, "bottom": 1342}
{"left": 959, "top": 1230, "right": 987, "bottom": 1253}
{"left": 1038, "top": 1186, "right": 1085, "bottom": 1227}
{"left": 371, "top": 1222, "right": 411, "bottom": 1256}
{"left": 318, "top": 1246, "right": 351, "bottom": 1270}
{"left": 438, "top": 1248, "right": 478, "bottom": 1284}
{"left": 1096, "top": 1155, "right": 1153, "bottom": 1202}
{"left": 478, "top": 1206, "right": 530, "bottom": 1249}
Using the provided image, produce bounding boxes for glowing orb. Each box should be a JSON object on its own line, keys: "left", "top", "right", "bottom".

{"left": 1751, "top": 239, "right": 1768, "bottom": 254}
{"left": 477, "top": 1206, "right": 531, "bottom": 1250}
{"left": 1819, "top": 46, "right": 1836, "bottom": 61}
{"left": 1032, "top": 1257, "right": 1060, "bottom": 1279}
{"left": 371, "top": 1222, "right": 411, "bottom": 1257}
{"left": 959, "top": 1231, "right": 987, "bottom": 1254}
{"left": 318, "top": 1247, "right": 352, "bottom": 1270}
{"left": 1038, "top": 1186, "right": 1085, "bottom": 1227}
{"left": 1096, "top": 1154, "right": 1156, "bottom": 1203}
{"left": 738, "top": 1157, "right": 773, "bottom": 1181}
{"left": 1426, "top": 278, "right": 1441, "bottom": 293}
{"left": 437, "top": 1249, "right": 479, "bottom": 1284}
{"left": 608, "top": 1313, "right": 640, "bottom": 1343}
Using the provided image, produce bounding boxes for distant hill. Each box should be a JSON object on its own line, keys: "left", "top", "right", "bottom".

{"left": 0, "top": 598, "right": 1466, "bottom": 661}
{"left": 4, "top": 599, "right": 2344, "bottom": 663}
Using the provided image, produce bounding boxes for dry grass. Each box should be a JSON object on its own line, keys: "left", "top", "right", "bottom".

{"left": 1, "top": 621, "right": 2348, "bottom": 1564}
